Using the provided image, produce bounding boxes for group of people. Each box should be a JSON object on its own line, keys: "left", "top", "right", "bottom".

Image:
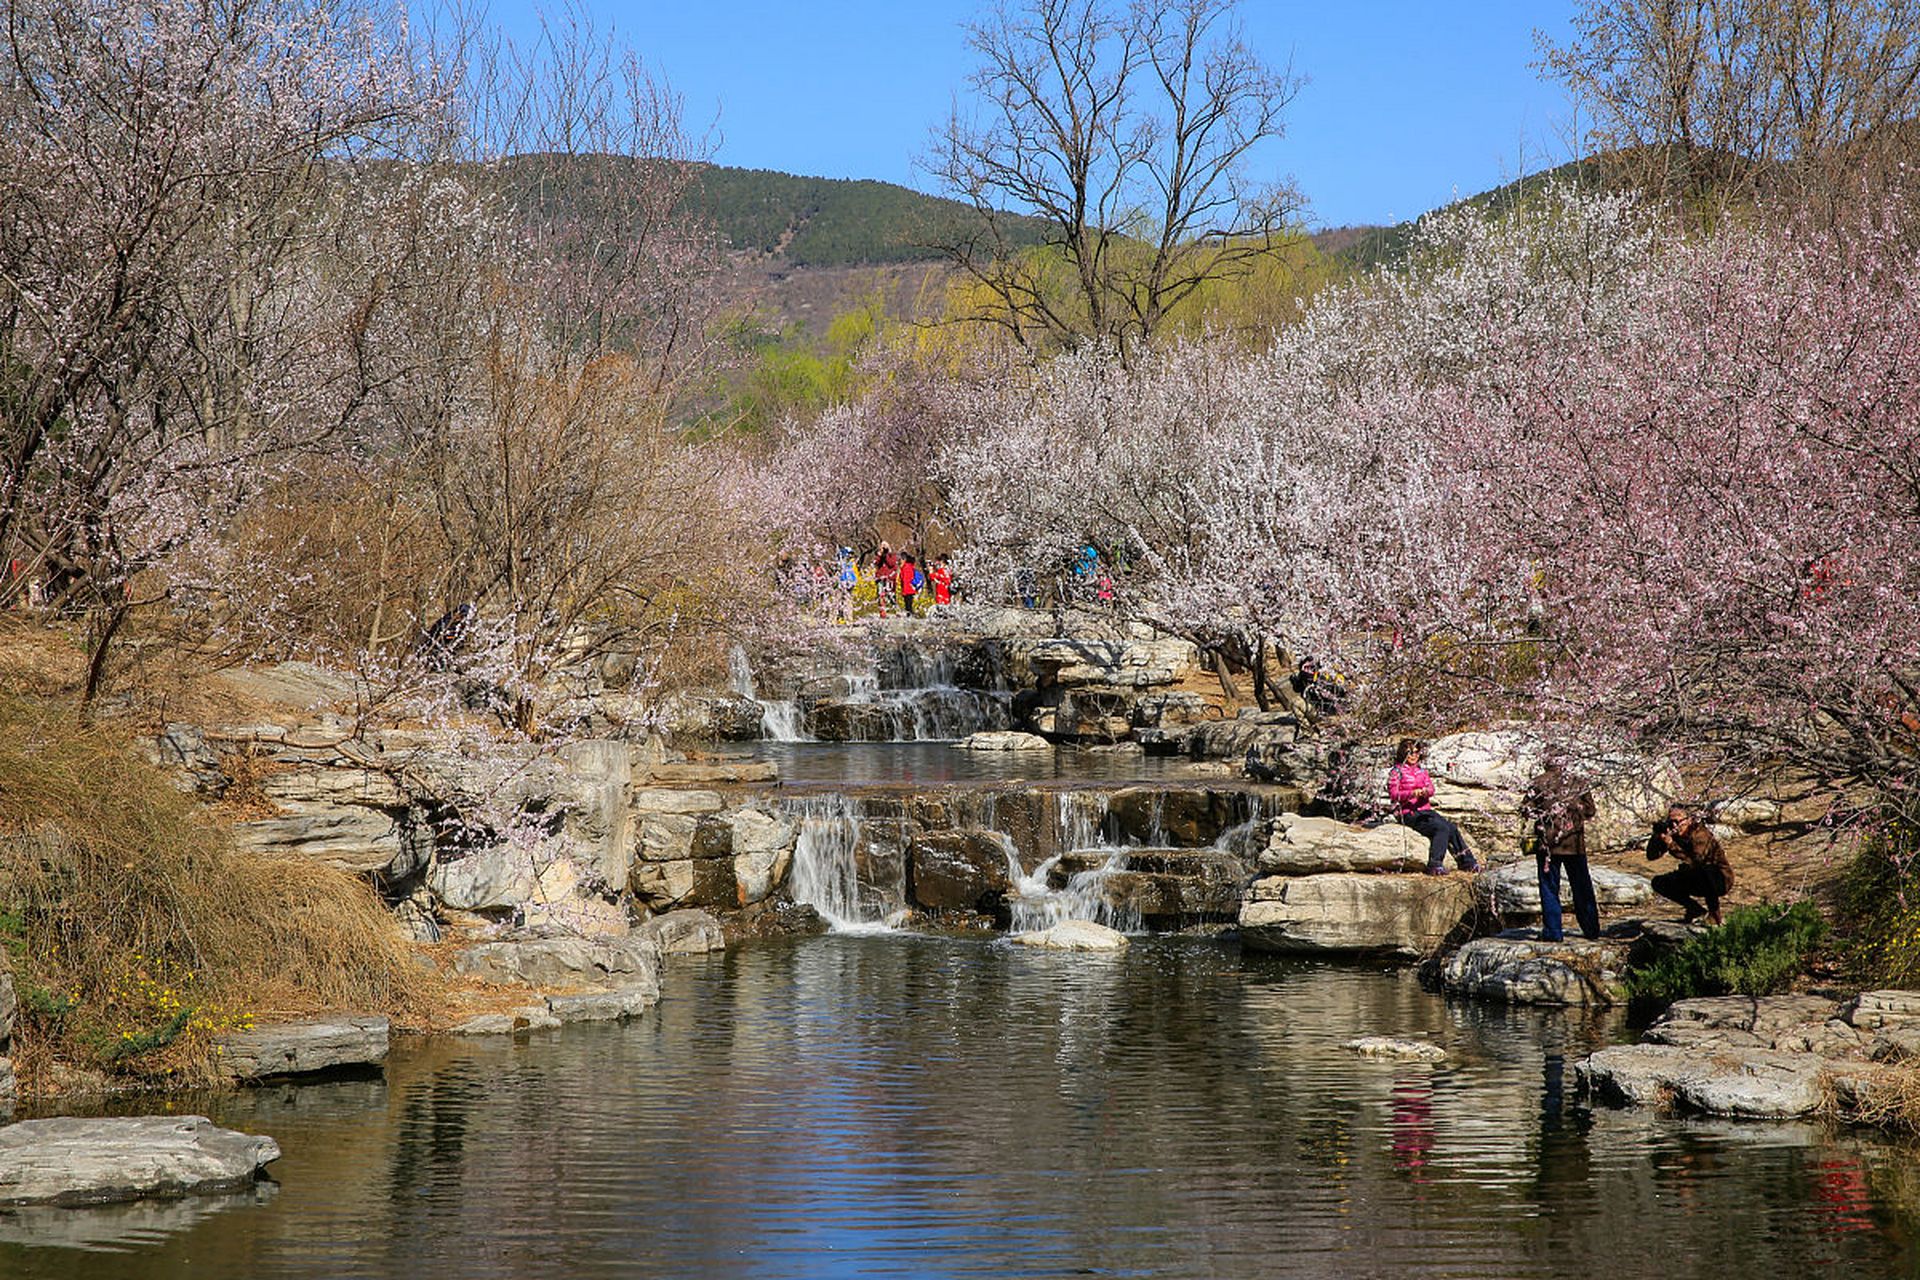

{"left": 838, "top": 543, "right": 952, "bottom": 623}
{"left": 1385, "top": 738, "right": 1736, "bottom": 942}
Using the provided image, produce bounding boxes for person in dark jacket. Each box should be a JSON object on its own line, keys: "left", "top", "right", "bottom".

{"left": 1646, "top": 804, "right": 1734, "bottom": 925}
{"left": 1523, "top": 757, "right": 1600, "bottom": 942}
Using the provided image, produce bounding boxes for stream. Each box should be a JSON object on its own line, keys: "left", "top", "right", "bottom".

{"left": 4, "top": 938, "right": 1914, "bottom": 1278}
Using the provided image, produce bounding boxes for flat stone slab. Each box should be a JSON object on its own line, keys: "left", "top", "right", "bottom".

{"left": 450, "top": 1006, "right": 562, "bottom": 1036}
{"left": 1849, "top": 989, "right": 1920, "bottom": 1029}
{"left": 1345, "top": 1036, "right": 1447, "bottom": 1062}
{"left": 0, "top": 1116, "right": 281, "bottom": 1206}
{"left": 1645, "top": 995, "right": 1860, "bottom": 1056}
{"left": 1240, "top": 873, "right": 1475, "bottom": 958}
{"left": 1481, "top": 861, "right": 1654, "bottom": 915}
{"left": 1012, "top": 920, "right": 1129, "bottom": 951}
{"left": 1577, "top": 1043, "right": 1829, "bottom": 1118}
{"left": 217, "top": 1016, "right": 389, "bottom": 1081}
{"left": 646, "top": 761, "right": 780, "bottom": 785}
{"left": 956, "top": 731, "right": 1053, "bottom": 752}
{"left": 1442, "top": 934, "right": 1630, "bottom": 1006}
{"left": 454, "top": 933, "right": 661, "bottom": 989}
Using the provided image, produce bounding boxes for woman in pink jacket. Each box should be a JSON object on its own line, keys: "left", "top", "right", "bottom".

{"left": 1388, "top": 739, "right": 1479, "bottom": 875}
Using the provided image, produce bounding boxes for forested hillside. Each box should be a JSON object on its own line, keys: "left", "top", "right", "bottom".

{"left": 686, "top": 166, "right": 1049, "bottom": 267}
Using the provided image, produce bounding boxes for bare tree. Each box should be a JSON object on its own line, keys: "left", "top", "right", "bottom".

{"left": 926, "top": 0, "right": 1303, "bottom": 361}
{"left": 1540, "top": 0, "right": 1920, "bottom": 218}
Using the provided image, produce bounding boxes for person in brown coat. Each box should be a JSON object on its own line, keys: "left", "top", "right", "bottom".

{"left": 1646, "top": 804, "right": 1734, "bottom": 925}
{"left": 1523, "top": 757, "right": 1600, "bottom": 942}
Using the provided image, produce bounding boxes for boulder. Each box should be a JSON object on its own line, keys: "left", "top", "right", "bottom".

{"left": 216, "top": 1016, "right": 389, "bottom": 1081}
{"left": 731, "top": 808, "right": 797, "bottom": 906}
{"left": 1345, "top": 1036, "right": 1448, "bottom": 1062}
{"left": 0, "top": 1116, "right": 280, "bottom": 1206}
{"left": 545, "top": 987, "right": 659, "bottom": 1024}
{"left": 634, "top": 909, "right": 727, "bottom": 956}
{"left": 1577, "top": 1043, "right": 1829, "bottom": 1118}
{"left": 631, "top": 855, "right": 736, "bottom": 911}
{"left": 1239, "top": 873, "right": 1477, "bottom": 958}
{"left": 1257, "top": 814, "right": 1426, "bottom": 875}
{"left": 429, "top": 845, "right": 580, "bottom": 913}
{"left": 1441, "top": 934, "right": 1630, "bottom": 1006}
{"left": 910, "top": 830, "right": 1016, "bottom": 913}
{"left": 1106, "top": 787, "right": 1253, "bottom": 847}
{"left": 1480, "top": 860, "right": 1655, "bottom": 916}
{"left": 957, "top": 731, "right": 1053, "bottom": 752}
{"left": 1012, "top": 920, "right": 1129, "bottom": 951}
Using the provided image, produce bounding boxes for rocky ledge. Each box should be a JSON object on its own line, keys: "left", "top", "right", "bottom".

{"left": 217, "top": 1015, "right": 390, "bottom": 1082}
{"left": 1577, "top": 990, "right": 1920, "bottom": 1121}
{"left": 0, "top": 1116, "right": 280, "bottom": 1206}
{"left": 1441, "top": 932, "right": 1633, "bottom": 1006}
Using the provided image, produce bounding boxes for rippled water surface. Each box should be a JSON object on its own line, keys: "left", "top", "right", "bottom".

{"left": 5, "top": 936, "right": 1917, "bottom": 1278}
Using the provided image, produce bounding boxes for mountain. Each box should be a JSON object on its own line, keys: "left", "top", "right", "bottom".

{"left": 685, "top": 166, "right": 1049, "bottom": 268}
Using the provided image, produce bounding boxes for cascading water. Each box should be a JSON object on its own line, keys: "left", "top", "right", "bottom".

{"left": 1005, "top": 791, "right": 1138, "bottom": 933}
{"left": 728, "top": 646, "right": 813, "bottom": 743}
{"left": 783, "top": 795, "right": 891, "bottom": 933}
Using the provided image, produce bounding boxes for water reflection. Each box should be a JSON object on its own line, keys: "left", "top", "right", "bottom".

{"left": 1, "top": 936, "right": 1914, "bottom": 1278}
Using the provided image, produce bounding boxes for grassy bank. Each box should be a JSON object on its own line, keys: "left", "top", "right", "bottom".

{"left": 0, "top": 695, "right": 433, "bottom": 1093}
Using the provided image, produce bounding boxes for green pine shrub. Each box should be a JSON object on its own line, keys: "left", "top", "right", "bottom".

{"left": 1623, "top": 901, "right": 1828, "bottom": 1003}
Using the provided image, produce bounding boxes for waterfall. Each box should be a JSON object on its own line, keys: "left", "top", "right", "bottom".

{"left": 727, "top": 646, "right": 813, "bottom": 743}
{"left": 784, "top": 795, "right": 890, "bottom": 934}
{"left": 1006, "top": 791, "right": 1136, "bottom": 933}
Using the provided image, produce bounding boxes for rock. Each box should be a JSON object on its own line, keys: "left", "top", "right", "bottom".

{"left": 1869, "top": 1026, "right": 1920, "bottom": 1062}
{"left": 1106, "top": 787, "right": 1256, "bottom": 847}
{"left": 1627, "top": 919, "right": 1700, "bottom": 967}
{"left": 551, "top": 740, "right": 637, "bottom": 893}
{"left": 731, "top": 809, "right": 797, "bottom": 906}
{"left": 1576, "top": 1043, "right": 1828, "bottom": 1118}
{"left": 0, "top": 1116, "right": 281, "bottom": 1206}
{"left": 634, "top": 909, "right": 727, "bottom": 956}
{"left": 1345, "top": 1036, "right": 1448, "bottom": 1062}
{"left": 144, "top": 723, "right": 230, "bottom": 795}
{"left": 454, "top": 933, "right": 661, "bottom": 990}
{"left": 1047, "top": 849, "right": 1248, "bottom": 923}
{"left": 1847, "top": 989, "right": 1920, "bottom": 1029}
{"left": 0, "top": 1059, "right": 14, "bottom": 1113}
{"left": 631, "top": 788, "right": 725, "bottom": 815}
{"left": 1239, "top": 873, "right": 1477, "bottom": 958}
{"left": 1016, "top": 637, "right": 1200, "bottom": 689}
{"left": 451, "top": 1006, "right": 561, "bottom": 1036}
{"left": 1441, "top": 934, "right": 1630, "bottom": 1005}
{"left": 1012, "top": 920, "right": 1129, "bottom": 951}
{"left": 1645, "top": 994, "right": 1861, "bottom": 1056}
{"left": 545, "top": 987, "right": 659, "bottom": 1023}
{"left": 630, "top": 855, "right": 736, "bottom": 911}
{"left": 957, "top": 731, "right": 1053, "bottom": 752}
{"left": 230, "top": 804, "right": 406, "bottom": 876}
{"left": 910, "top": 830, "right": 1016, "bottom": 913}
{"left": 216, "top": 1016, "right": 390, "bottom": 1081}
{"left": 1481, "top": 861, "right": 1655, "bottom": 915}
{"left": 646, "top": 760, "right": 780, "bottom": 786}
{"left": 1257, "top": 814, "right": 1426, "bottom": 875}
{"left": 212, "top": 661, "right": 361, "bottom": 712}
{"left": 725, "top": 897, "right": 829, "bottom": 943}
{"left": 429, "top": 845, "right": 580, "bottom": 913}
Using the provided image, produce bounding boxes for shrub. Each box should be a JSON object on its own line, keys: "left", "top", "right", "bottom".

{"left": 0, "top": 696, "right": 432, "bottom": 1085}
{"left": 1623, "top": 900, "right": 1828, "bottom": 1004}
{"left": 1838, "top": 825, "right": 1920, "bottom": 990}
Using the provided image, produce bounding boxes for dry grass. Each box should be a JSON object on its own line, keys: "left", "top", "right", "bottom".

{"left": 0, "top": 695, "right": 436, "bottom": 1087}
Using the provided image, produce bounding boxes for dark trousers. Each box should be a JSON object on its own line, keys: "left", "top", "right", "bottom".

{"left": 900, "top": 591, "right": 917, "bottom": 616}
{"left": 1652, "top": 864, "right": 1726, "bottom": 921}
{"left": 1402, "top": 810, "right": 1477, "bottom": 871}
{"left": 1537, "top": 852, "right": 1599, "bottom": 941}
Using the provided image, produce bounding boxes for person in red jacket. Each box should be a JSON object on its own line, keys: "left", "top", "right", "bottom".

{"left": 898, "top": 553, "right": 920, "bottom": 617}
{"left": 874, "top": 542, "right": 897, "bottom": 617}
{"left": 930, "top": 555, "right": 953, "bottom": 607}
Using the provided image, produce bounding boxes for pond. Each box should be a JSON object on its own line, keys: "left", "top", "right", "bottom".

{"left": 5, "top": 935, "right": 1914, "bottom": 1278}
{"left": 755, "top": 741, "right": 1211, "bottom": 786}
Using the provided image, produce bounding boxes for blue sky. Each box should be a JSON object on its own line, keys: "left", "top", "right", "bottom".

{"left": 485, "top": 1, "right": 1582, "bottom": 229}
